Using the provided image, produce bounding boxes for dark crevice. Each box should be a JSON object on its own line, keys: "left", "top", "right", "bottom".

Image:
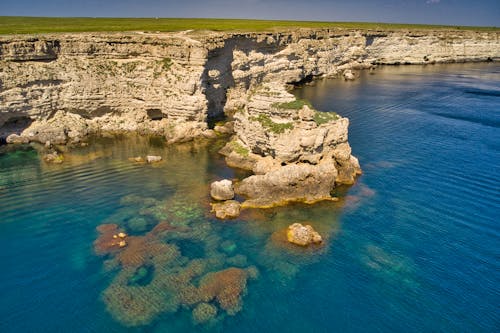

{"left": 0, "top": 115, "right": 33, "bottom": 141}
{"left": 202, "top": 36, "right": 287, "bottom": 127}
{"left": 146, "top": 108, "right": 164, "bottom": 121}
{"left": 288, "top": 74, "right": 315, "bottom": 87}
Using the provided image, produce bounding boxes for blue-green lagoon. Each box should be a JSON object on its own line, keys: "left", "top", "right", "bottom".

{"left": 1, "top": 63, "right": 499, "bottom": 332}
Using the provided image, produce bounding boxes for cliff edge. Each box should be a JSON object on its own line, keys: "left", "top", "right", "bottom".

{"left": 1, "top": 28, "right": 499, "bottom": 206}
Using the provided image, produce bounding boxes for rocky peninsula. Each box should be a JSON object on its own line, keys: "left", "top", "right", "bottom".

{"left": 1, "top": 28, "right": 499, "bottom": 206}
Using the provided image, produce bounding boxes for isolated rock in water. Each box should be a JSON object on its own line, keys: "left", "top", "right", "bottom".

{"left": 146, "top": 155, "right": 162, "bottom": 163}
{"left": 343, "top": 69, "right": 355, "bottom": 80}
{"left": 43, "top": 151, "right": 64, "bottom": 164}
{"left": 286, "top": 223, "right": 323, "bottom": 246}
{"left": 192, "top": 302, "right": 217, "bottom": 324}
{"left": 210, "top": 179, "right": 234, "bottom": 201}
{"left": 212, "top": 200, "right": 241, "bottom": 219}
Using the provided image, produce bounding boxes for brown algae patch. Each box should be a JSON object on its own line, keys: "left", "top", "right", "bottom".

{"left": 94, "top": 193, "right": 258, "bottom": 327}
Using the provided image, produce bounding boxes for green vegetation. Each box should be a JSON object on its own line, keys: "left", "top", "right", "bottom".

{"left": 314, "top": 111, "right": 340, "bottom": 125}
{"left": 272, "top": 99, "right": 313, "bottom": 110}
{"left": 0, "top": 17, "right": 498, "bottom": 35}
{"left": 250, "top": 114, "right": 294, "bottom": 134}
{"left": 161, "top": 57, "right": 172, "bottom": 71}
{"left": 121, "top": 61, "right": 139, "bottom": 73}
{"left": 229, "top": 141, "right": 249, "bottom": 157}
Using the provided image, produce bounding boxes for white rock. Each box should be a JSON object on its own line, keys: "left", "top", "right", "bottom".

{"left": 146, "top": 155, "right": 162, "bottom": 163}
{"left": 210, "top": 179, "right": 234, "bottom": 201}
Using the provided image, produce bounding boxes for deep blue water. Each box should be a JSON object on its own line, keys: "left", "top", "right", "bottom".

{"left": 1, "top": 63, "right": 499, "bottom": 332}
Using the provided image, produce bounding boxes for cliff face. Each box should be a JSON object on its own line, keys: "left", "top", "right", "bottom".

{"left": 0, "top": 29, "right": 498, "bottom": 143}
{"left": 1, "top": 28, "right": 499, "bottom": 205}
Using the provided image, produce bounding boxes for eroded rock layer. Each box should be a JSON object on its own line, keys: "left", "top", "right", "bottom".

{"left": 1, "top": 29, "right": 498, "bottom": 143}
{"left": 1, "top": 29, "right": 499, "bottom": 204}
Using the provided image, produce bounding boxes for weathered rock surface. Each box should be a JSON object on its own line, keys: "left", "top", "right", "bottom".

{"left": 343, "top": 69, "right": 356, "bottom": 80}
{"left": 210, "top": 179, "right": 235, "bottom": 201}
{"left": 211, "top": 200, "right": 241, "bottom": 219}
{"left": 236, "top": 159, "right": 340, "bottom": 208}
{"left": 1, "top": 28, "right": 498, "bottom": 206}
{"left": 286, "top": 223, "right": 323, "bottom": 246}
{"left": 1, "top": 29, "right": 498, "bottom": 146}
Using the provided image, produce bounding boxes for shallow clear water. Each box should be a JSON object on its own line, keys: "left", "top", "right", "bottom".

{"left": 1, "top": 63, "right": 499, "bottom": 332}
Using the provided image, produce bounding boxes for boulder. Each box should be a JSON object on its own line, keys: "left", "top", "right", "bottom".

{"left": 146, "top": 155, "right": 162, "bottom": 163}
{"left": 235, "top": 159, "right": 338, "bottom": 208}
{"left": 286, "top": 223, "right": 323, "bottom": 246}
{"left": 343, "top": 69, "right": 355, "bottom": 80}
{"left": 210, "top": 179, "right": 234, "bottom": 201}
{"left": 211, "top": 200, "right": 241, "bottom": 219}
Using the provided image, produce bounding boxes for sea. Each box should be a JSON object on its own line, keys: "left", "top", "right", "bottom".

{"left": 1, "top": 62, "right": 498, "bottom": 332}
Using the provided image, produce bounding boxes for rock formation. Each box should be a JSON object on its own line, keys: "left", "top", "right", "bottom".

{"left": 211, "top": 200, "right": 241, "bottom": 219}
{"left": 1, "top": 28, "right": 499, "bottom": 205}
{"left": 210, "top": 179, "right": 235, "bottom": 201}
{"left": 286, "top": 223, "right": 323, "bottom": 246}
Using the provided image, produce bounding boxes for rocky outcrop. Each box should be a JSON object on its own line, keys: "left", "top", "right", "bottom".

{"left": 236, "top": 160, "right": 340, "bottom": 208}
{"left": 220, "top": 82, "right": 361, "bottom": 206}
{"left": 286, "top": 223, "right": 323, "bottom": 246}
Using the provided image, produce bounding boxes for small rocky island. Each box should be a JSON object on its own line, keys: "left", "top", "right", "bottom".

{"left": 2, "top": 28, "right": 498, "bottom": 211}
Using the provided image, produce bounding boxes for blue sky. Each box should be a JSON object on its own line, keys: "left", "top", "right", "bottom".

{"left": 1, "top": 0, "right": 499, "bottom": 26}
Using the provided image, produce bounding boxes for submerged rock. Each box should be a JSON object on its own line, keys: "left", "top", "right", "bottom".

{"left": 94, "top": 224, "right": 126, "bottom": 255}
{"left": 211, "top": 200, "right": 241, "bottom": 219}
{"left": 192, "top": 302, "right": 217, "bottom": 324}
{"left": 286, "top": 223, "right": 323, "bottom": 246}
{"left": 43, "top": 151, "right": 64, "bottom": 164}
{"left": 198, "top": 267, "right": 248, "bottom": 315}
{"left": 210, "top": 179, "right": 234, "bottom": 201}
{"left": 129, "top": 156, "right": 145, "bottom": 163}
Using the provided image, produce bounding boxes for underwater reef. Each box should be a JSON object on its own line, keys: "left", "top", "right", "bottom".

{"left": 93, "top": 184, "right": 341, "bottom": 327}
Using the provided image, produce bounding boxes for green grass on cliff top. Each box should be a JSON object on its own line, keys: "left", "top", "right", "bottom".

{"left": 0, "top": 17, "right": 498, "bottom": 35}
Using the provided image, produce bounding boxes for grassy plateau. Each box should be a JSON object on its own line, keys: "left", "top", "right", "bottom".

{"left": 0, "top": 16, "right": 498, "bottom": 35}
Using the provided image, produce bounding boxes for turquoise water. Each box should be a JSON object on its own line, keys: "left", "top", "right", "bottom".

{"left": 1, "top": 63, "right": 499, "bottom": 332}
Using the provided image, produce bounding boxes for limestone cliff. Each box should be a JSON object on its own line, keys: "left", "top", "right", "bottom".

{"left": 1, "top": 28, "right": 499, "bottom": 205}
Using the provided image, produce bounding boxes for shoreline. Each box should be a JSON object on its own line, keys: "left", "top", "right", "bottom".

{"left": 1, "top": 28, "right": 499, "bottom": 209}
